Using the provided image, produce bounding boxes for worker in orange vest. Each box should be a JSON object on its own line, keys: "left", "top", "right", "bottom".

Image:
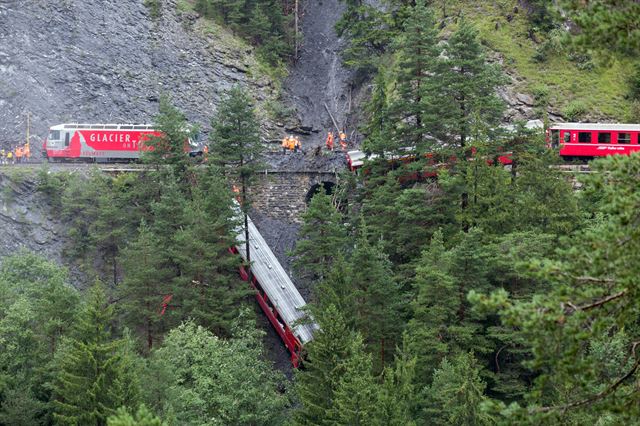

{"left": 15, "top": 146, "right": 22, "bottom": 164}
{"left": 339, "top": 130, "right": 348, "bottom": 150}
{"left": 282, "top": 136, "right": 291, "bottom": 154}
{"left": 23, "top": 143, "right": 30, "bottom": 162}
{"left": 203, "top": 145, "right": 209, "bottom": 162}
{"left": 325, "top": 131, "right": 334, "bottom": 151}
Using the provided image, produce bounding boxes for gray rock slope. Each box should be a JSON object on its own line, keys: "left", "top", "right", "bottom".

{"left": 0, "top": 0, "right": 273, "bottom": 151}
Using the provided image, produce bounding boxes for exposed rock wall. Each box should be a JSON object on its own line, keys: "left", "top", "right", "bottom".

{"left": 0, "top": 0, "right": 274, "bottom": 151}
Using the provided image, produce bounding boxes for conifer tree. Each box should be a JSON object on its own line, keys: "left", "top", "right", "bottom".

{"left": 373, "top": 346, "right": 417, "bottom": 426}
{"left": 433, "top": 18, "right": 504, "bottom": 152}
{"left": 51, "top": 283, "right": 140, "bottom": 425}
{"left": 387, "top": 0, "right": 440, "bottom": 154}
{"left": 117, "top": 221, "right": 172, "bottom": 352}
{"left": 294, "top": 190, "right": 348, "bottom": 280}
{"left": 171, "top": 166, "right": 249, "bottom": 336}
{"left": 210, "top": 86, "right": 263, "bottom": 276}
{"left": 424, "top": 353, "right": 491, "bottom": 426}
{"left": 143, "top": 97, "right": 194, "bottom": 177}
{"left": 294, "top": 305, "right": 357, "bottom": 425}
{"left": 349, "top": 232, "right": 403, "bottom": 370}
{"left": 107, "top": 405, "right": 165, "bottom": 426}
{"left": 327, "top": 335, "right": 378, "bottom": 425}
{"left": 405, "top": 229, "right": 457, "bottom": 385}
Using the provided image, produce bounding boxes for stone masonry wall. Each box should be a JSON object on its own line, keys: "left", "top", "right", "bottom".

{"left": 249, "top": 171, "right": 337, "bottom": 223}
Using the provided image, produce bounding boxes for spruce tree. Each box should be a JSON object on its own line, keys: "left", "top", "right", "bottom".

{"left": 405, "top": 229, "right": 458, "bottom": 385}
{"left": 424, "top": 353, "right": 491, "bottom": 426}
{"left": 171, "top": 165, "right": 249, "bottom": 336}
{"left": 117, "top": 221, "right": 173, "bottom": 352}
{"left": 51, "top": 283, "right": 140, "bottom": 425}
{"left": 433, "top": 18, "right": 504, "bottom": 152}
{"left": 143, "top": 96, "right": 195, "bottom": 186}
{"left": 327, "top": 335, "right": 378, "bottom": 425}
{"left": 349, "top": 232, "right": 403, "bottom": 370}
{"left": 294, "top": 190, "right": 348, "bottom": 280}
{"left": 387, "top": 0, "right": 440, "bottom": 154}
{"left": 294, "top": 305, "right": 357, "bottom": 425}
{"left": 210, "top": 86, "right": 264, "bottom": 277}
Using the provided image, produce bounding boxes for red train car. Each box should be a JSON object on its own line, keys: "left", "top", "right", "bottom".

{"left": 547, "top": 123, "right": 640, "bottom": 160}
{"left": 43, "top": 123, "right": 160, "bottom": 162}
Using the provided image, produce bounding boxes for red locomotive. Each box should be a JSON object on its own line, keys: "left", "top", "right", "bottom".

{"left": 547, "top": 123, "right": 640, "bottom": 160}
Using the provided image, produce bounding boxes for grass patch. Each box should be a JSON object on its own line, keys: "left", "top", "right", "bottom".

{"left": 176, "top": 0, "right": 195, "bottom": 14}
{"left": 443, "top": 1, "right": 634, "bottom": 121}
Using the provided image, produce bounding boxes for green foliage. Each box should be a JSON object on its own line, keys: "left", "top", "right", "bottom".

{"left": 472, "top": 153, "right": 640, "bottom": 421}
{"left": 147, "top": 318, "right": 288, "bottom": 425}
{"left": 560, "top": 0, "right": 640, "bottom": 56}
{"left": 144, "top": 0, "right": 161, "bottom": 19}
{"left": 143, "top": 96, "right": 196, "bottom": 185}
{"left": 195, "top": 0, "right": 293, "bottom": 64}
{"left": 51, "top": 283, "right": 141, "bottom": 425}
{"left": 108, "top": 405, "right": 165, "bottom": 426}
{"left": 562, "top": 100, "right": 587, "bottom": 121}
{"left": 424, "top": 353, "right": 492, "bottom": 425}
{"left": 628, "top": 62, "right": 640, "bottom": 101}
{"left": 293, "top": 189, "right": 348, "bottom": 280}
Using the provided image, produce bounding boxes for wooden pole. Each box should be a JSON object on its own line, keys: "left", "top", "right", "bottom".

{"left": 324, "top": 102, "right": 341, "bottom": 133}
{"left": 294, "top": 0, "right": 299, "bottom": 60}
{"left": 26, "top": 111, "right": 30, "bottom": 146}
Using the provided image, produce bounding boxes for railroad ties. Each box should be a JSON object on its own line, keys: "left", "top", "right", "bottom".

{"left": 234, "top": 211, "right": 318, "bottom": 367}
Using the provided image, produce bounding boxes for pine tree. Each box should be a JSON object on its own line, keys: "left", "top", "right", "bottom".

{"left": 210, "top": 86, "right": 264, "bottom": 278}
{"left": 294, "top": 305, "right": 357, "bottom": 425}
{"left": 107, "top": 405, "right": 165, "bottom": 426}
{"left": 387, "top": 0, "right": 440, "bottom": 154}
{"left": 424, "top": 352, "right": 491, "bottom": 426}
{"left": 373, "top": 346, "right": 418, "bottom": 426}
{"left": 349, "top": 232, "right": 403, "bottom": 370}
{"left": 171, "top": 166, "right": 249, "bottom": 336}
{"left": 405, "top": 229, "right": 458, "bottom": 385}
{"left": 432, "top": 18, "right": 504, "bottom": 152}
{"left": 143, "top": 96, "right": 195, "bottom": 186}
{"left": 117, "top": 221, "right": 173, "bottom": 352}
{"left": 294, "top": 190, "right": 348, "bottom": 280}
{"left": 327, "top": 335, "right": 378, "bottom": 425}
{"left": 51, "top": 283, "right": 140, "bottom": 425}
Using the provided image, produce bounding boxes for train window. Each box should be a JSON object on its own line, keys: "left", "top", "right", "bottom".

{"left": 564, "top": 132, "right": 571, "bottom": 143}
{"left": 578, "top": 132, "right": 592, "bottom": 143}
{"left": 121, "top": 126, "right": 133, "bottom": 129}
{"left": 618, "top": 133, "right": 631, "bottom": 144}
{"left": 64, "top": 133, "right": 70, "bottom": 147}
{"left": 49, "top": 130, "right": 60, "bottom": 140}
{"left": 104, "top": 125, "right": 118, "bottom": 129}
{"left": 598, "top": 132, "right": 611, "bottom": 143}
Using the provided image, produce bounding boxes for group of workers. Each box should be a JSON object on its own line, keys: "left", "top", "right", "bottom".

{"left": 325, "top": 130, "right": 348, "bottom": 151}
{"left": 281, "top": 135, "right": 303, "bottom": 154}
{"left": 0, "top": 143, "right": 30, "bottom": 164}
{"left": 281, "top": 130, "right": 349, "bottom": 155}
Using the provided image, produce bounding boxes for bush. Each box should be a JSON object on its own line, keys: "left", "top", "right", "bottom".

{"left": 144, "top": 0, "right": 161, "bottom": 19}
{"left": 563, "top": 100, "right": 587, "bottom": 121}
{"left": 628, "top": 63, "right": 640, "bottom": 101}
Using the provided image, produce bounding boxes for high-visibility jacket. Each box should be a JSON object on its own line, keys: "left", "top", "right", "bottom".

{"left": 339, "top": 132, "right": 347, "bottom": 141}
{"left": 24, "top": 144, "right": 30, "bottom": 157}
{"left": 15, "top": 147, "right": 22, "bottom": 158}
{"left": 282, "top": 138, "right": 289, "bottom": 149}
{"left": 7, "top": 152, "right": 13, "bottom": 159}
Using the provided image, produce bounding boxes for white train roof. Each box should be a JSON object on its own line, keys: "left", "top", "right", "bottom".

{"left": 49, "top": 123, "right": 155, "bottom": 131}
{"left": 549, "top": 123, "right": 640, "bottom": 131}
{"left": 235, "top": 211, "right": 318, "bottom": 344}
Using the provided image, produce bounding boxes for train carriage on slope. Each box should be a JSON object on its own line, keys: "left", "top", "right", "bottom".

{"left": 547, "top": 123, "right": 640, "bottom": 160}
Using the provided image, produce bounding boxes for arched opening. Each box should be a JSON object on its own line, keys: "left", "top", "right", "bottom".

{"left": 305, "top": 181, "right": 335, "bottom": 204}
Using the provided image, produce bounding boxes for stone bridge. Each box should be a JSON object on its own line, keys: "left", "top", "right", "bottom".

{"left": 249, "top": 170, "right": 339, "bottom": 223}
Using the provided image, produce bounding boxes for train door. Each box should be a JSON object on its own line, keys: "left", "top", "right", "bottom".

{"left": 549, "top": 129, "right": 559, "bottom": 148}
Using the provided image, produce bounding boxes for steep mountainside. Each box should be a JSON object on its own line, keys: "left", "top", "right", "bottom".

{"left": 0, "top": 0, "right": 275, "bottom": 151}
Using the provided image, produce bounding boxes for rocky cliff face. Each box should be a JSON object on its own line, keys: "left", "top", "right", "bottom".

{"left": 0, "top": 0, "right": 275, "bottom": 151}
